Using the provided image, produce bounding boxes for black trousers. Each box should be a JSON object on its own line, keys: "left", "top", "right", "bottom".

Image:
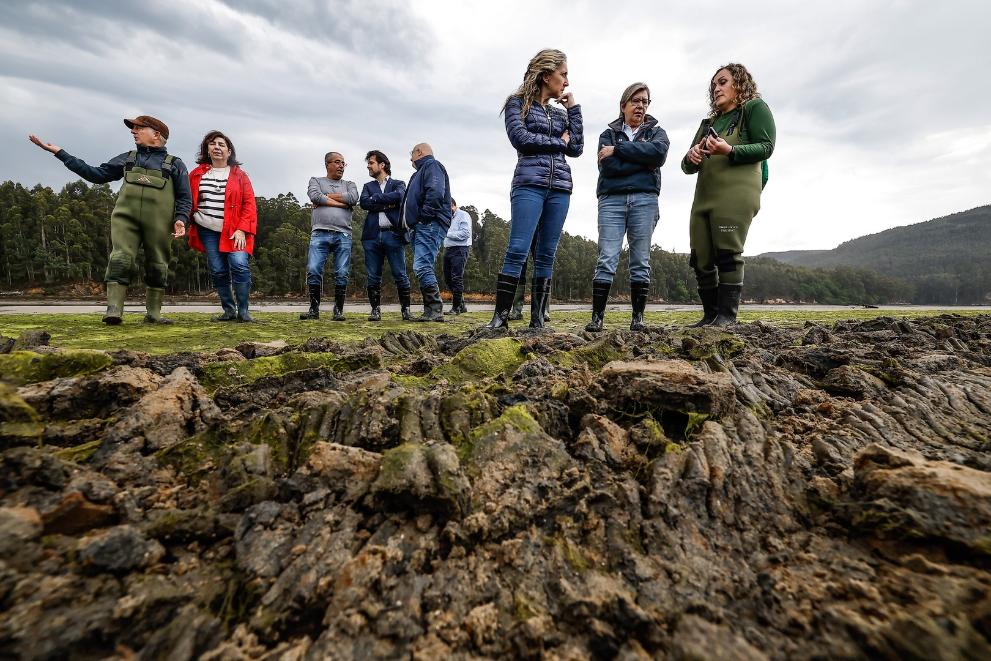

{"left": 442, "top": 245, "right": 469, "bottom": 293}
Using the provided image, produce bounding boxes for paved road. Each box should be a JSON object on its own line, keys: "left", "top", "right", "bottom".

{"left": 2, "top": 301, "right": 989, "bottom": 314}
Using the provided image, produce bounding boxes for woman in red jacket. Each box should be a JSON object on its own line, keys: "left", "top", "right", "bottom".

{"left": 188, "top": 130, "right": 258, "bottom": 321}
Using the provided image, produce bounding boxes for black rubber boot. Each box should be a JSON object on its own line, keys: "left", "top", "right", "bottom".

{"left": 584, "top": 280, "right": 610, "bottom": 332}
{"left": 485, "top": 273, "right": 519, "bottom": 329}
{"left": 711, "top": 284, "right": 743, "bottom": 327}
{"left": 103, "top": 282, "right": 126, "bottom": 325}
{"left": 415, "top": 285, "right": 445, "bottom": 322}
{"left": 398, "top": 287, "right": 412, "bottom": 321}
{"left": 332, "top": 285, "right": 347, "bottom": 321}
{"left": 212, "top": 283, "right": 238, "bottom": 321}
{"left": 630, "top": 281, "right": 649, "bottom": 331}
{"left": 542, "top": 282, "right": 551, "bottom": 322}
{"left": 689, "top": 287, "right": 719, "bottom": 327}
{"left": 447, "top": 291, "right": 464, "bottom": 315}
{"left": 508, "top": 279, "right": 525, "bottom": 321}
{"left": 299, "top": 284, "right": 321, "bottom": 320}
{"left": 529, "top": 277, "right": 551, "bottom": 329}
{"left": 367, "top": 286, "right": 381, "bottom": 321}
{"left": 143, "top": 287, "right": 172, "bottom": 325}
{"left": 234, "top": 282, "right": 254, "bottom": 322}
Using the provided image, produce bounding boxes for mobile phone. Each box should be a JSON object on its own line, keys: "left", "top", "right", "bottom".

{"left": 705, "top": 127, "right": 719, "bottom": 141}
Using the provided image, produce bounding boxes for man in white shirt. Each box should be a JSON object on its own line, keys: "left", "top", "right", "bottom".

{"left": 442, "top": 199, "right": 472, "bottom": 314}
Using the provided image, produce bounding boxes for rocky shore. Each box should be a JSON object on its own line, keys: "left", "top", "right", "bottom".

{"left": 1, "top": 315, "right": 990, "bottom": 659}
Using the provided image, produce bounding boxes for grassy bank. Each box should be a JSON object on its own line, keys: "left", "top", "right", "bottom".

{"left": 1, "top": 308, "right": 986, "bottom": 355}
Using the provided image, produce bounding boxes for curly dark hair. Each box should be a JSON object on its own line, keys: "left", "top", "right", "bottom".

{"left": 195, "top": 130, "right": 240, "bottom": 166}
{"left": 365, "top": 150, "right": 391, "bottom": 176}
{"left": 708, "top": 63, "right": 760, "bottom": 117}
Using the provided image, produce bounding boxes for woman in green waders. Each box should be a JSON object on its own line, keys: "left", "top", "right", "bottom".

{"left": 682, "top": 63, "right": 775, "bottom": 326}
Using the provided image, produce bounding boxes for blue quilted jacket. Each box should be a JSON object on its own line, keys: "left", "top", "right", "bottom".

{"left": 504, "top": 95, "right": 583, "bottom": 193}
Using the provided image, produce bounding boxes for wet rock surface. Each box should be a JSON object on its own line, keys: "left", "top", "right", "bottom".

{"left": 1, "top": 314, "right": 990, "bottom": 659}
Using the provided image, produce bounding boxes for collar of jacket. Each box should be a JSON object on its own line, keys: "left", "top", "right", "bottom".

{"left": 607, "top": 114, "right": 658, "bottom": 134}
{"left": 413, "top": 154, "right": 434, "bottom": 171}
{"left": 192, "top": 163, "right": 239, "bottom": 175}
{"left": 136, "top": 145, "right": 168, "bottom": 154}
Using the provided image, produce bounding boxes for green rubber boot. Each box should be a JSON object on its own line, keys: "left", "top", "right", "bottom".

{"left": 144, "top": 287, "right": 173, "bottom": 325}
{"left": 103, "top": 282, "right": 127, "bottom": 325}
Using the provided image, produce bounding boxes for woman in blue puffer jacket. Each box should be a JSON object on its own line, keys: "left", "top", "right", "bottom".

{"left": 485, "top": 48, "right": 584, "bottom": 329}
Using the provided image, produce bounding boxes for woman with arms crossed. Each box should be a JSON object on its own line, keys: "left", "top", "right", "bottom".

{"left": 683, "top": 63, "right": 775, "bottom": 326}
{"left": 485, "top": 48, "right": 583, "bottom": 329}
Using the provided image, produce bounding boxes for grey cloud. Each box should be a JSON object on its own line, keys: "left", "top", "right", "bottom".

{"left": 0, "top": 1, "right": 246, "bottom": 59}
{"left": 215, "top": 0, "right": 432, "bottom": 66}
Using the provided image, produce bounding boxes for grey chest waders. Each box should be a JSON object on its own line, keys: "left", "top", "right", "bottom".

{"left": 103, "top": 151, "right": 176, "bottom": 324}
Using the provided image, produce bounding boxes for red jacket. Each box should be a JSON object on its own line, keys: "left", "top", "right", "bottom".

{"left": 187, "top": 164, "right": 258, "bottom": 255}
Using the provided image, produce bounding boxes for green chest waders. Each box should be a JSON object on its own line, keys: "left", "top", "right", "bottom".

{"left": 103, "top": 152, "right": 176, "bottom": 324}
{"left": 688, "top": 120, "right": 763, "bottom": 289}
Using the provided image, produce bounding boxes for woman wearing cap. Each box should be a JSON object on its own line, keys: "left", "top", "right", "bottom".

{"left": 585, "top": 82, "right": 669, "bottom": 333}
{"left": 187, "top": 130, "right": 258, "bottom": 322}
{"left": 682, "top": 63, "right": 776, "bottom": 326}
{"left": 485, "top": 48, "right": 583, "bottom": 329}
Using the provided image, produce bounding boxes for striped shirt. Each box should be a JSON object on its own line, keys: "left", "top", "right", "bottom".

{"left": 194, "top": 167, "right": 229, "bottom": 231}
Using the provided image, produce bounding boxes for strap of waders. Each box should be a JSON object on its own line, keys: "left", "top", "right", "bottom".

{"left": 161, "top": 154, "right": 175, "bottom": 179}
{"left": 123, "top": 151, "right": 138, "bottom": 172}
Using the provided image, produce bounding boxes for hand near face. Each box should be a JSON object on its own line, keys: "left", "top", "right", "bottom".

{"left": 558, "top": 92, "right": 576, "bottom": 108}
{"left": 598, "top": 145, "right": 615, "bottom": 162}
{"left": 29, "top": 134, "right": 61, "bottom": 154}
{"left": 173, "top": 221, "right": 186, "bottom": 238}
{"left": 231, "top": 230, "right": 247, "bottom": 251}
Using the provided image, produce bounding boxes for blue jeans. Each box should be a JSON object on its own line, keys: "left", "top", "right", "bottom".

{"left": 593, "top": 193, "right": 659, "bottom": 284}
{"left": 306, "top": 229, "right": 351, "bottom": 288}
{"left": 411, "top": 221, "right": 446, "bottom": 289}
{"left": 501, "top": 186, "right": 570, "bottom": 279}
{"left": 198, "top": 226, "right": 251, "bottom": 287}
{"left": 362, "top": 230, "right": 410, "bottom": 290}
{"left": 443, "top": 245, "right": 470, "bottom": 293}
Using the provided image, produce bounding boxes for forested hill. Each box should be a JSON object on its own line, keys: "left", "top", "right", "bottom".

{"left": 0, "top": 178, "right": 960, "bottom": 305}
{"left": 761, "top": 205, "right": 991, "bottom": 304}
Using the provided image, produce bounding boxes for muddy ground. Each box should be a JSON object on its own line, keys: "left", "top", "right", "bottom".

{"left": 1, "top": 315, "right": 990, "bottom": 659}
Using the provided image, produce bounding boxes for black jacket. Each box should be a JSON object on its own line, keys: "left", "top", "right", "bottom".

{"left": 596, "top": 115, "right": 669, "bottom": 197}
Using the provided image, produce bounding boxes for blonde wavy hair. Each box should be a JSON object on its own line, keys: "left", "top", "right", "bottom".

{"left": 502, "top": 48, "right": 567, "bottom": 120}
{"left": 708, "top": 63, "right": 760, "bottom": 117}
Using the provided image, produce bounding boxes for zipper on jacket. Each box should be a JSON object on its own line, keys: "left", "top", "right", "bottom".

{"left": 547, "top": 105, "right": 556, "bottom": 188}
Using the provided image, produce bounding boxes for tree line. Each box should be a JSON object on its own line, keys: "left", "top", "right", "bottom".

{"left": 0, "top": 179, "right": 919, "bottom": 304}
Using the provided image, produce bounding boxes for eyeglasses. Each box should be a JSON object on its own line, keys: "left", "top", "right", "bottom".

{"left": 628, "top": 97, "right": 651, "bottom": 106}
{"left": 326, "top": 159, "right": 346, "bottom": 167}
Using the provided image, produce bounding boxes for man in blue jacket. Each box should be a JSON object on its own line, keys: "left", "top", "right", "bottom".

{"left": 401, "top": 143, "right": 452, "bottom": 322}
{"left": 359, "top": 150, "right": 411, "bottom": 321}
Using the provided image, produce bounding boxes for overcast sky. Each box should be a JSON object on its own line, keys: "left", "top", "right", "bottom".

{"left": 2, "top": 0, "right": 989, "bottom": 255}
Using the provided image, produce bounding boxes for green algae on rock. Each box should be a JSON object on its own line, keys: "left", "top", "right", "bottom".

{"left": 371, "top": 440, "right": 470, "bottom": 516}
{"left": 0, "top": 350, "right": 112, "bottom": 386}
{"left": 1, "top": 382, "right": 44, "bottom": 446}
{"left": 199, "top": 350, "right": 383, "bottom": 392}
{"left": 428, "top": 337, "right": 526, "bottom": 383}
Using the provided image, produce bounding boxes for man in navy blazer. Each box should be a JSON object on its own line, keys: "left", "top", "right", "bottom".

{"left": 359, "top": 150, "right": 411, "bottom": 321}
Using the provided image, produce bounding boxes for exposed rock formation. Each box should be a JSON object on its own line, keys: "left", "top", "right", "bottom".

{"left": 1, "top": 316, "right": 990, "bottom": 659}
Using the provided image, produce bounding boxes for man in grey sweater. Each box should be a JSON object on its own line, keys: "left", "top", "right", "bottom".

{"left": 301, "top": 151, "right": 360, "bottom": 320}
